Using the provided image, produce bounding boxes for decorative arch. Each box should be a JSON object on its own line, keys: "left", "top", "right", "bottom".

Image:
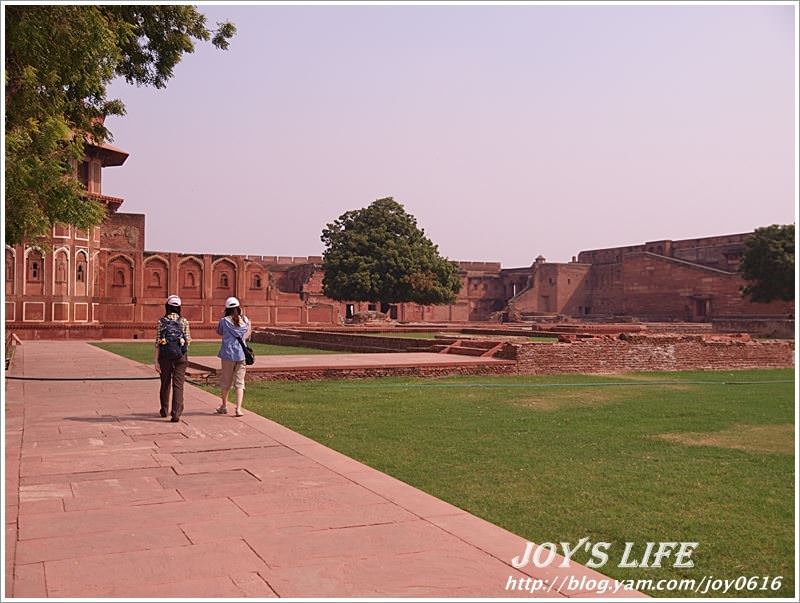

{"left": 107, "top": 254, "right": 134, "bottom": 298}
{"left": 144, "top": 256, "right": 169, "bottom": 298}
{"left": 178, "top": 256, "right": 203, "bottom": 299}
{"left": 53, "top": 247, "right": 70, "bottom": 296}
{"left": 24, "top": 246, "right": 45, "bottom": 295}
{"left": 5, "top": 246, "right": 16, "bottom": 296}
{"left": 75, "top": 249, "right": 89, "bottom": 297}
{"left": 212, "top": 258, "right": 236, "bottom": 300}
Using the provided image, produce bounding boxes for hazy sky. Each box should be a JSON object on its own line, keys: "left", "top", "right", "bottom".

{"left": 103, "top": 2, "right": 797, "bottom": 267}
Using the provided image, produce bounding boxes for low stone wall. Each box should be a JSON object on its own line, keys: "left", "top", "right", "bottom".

{"left": 641, "top": 323, "right": 714, "bottom": 334}
{"left": 712, "top": 318, "right": 795, "bottom": 339}
{"left": 497, "top": 334, "right": 794, "bottom": 375}
{"left": 252, "top": 328, "right": 456, "bottom": 353}
{"left": 203, "top": 362, "right": 516, "bottom": 384}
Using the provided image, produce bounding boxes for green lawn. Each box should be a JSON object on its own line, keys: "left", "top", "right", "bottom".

{"left": 223, "top": 370, "right": 795, "bottom": 597}
{"left": 91, "top": 341, "right": 336, "bottom": 364}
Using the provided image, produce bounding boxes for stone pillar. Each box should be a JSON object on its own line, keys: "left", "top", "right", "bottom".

{"left": 203, "top": 254, "right": 213, "bottom": 323}
{"left": 237, "top": 257, "right": 246, "bottom": 301}
{"left": 169, "top": 253, "right": 179, "bottom": 297}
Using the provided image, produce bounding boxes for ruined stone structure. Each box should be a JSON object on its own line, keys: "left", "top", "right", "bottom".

{"left": 505, "top": 235, "right": 793, "bottom": 322}
{"left": 4, "top": 139, "right": 792, "bottom": 339}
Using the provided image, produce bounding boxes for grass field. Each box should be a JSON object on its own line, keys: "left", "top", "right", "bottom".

{"left": 225, "top": 370, "right": 796, "bottom": 597}
{"left": 96, "top": 342, "right": 796, "bottom": 597}
{"left": 91, "top": 341, "right": 336, "bottom": 365}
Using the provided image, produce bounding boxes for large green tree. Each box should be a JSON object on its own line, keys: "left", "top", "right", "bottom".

{"left": 739, "top": 224, "right": 795, "bottom": 303}
{"left": 321, "top": 198, "right": 462, "bottom": 311}
{"left": 4, "top": 5, "right": 235, "bottom": 245}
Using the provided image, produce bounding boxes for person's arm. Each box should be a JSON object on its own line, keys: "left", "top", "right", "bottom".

{"left": 245, "top": 317, "right": 252, "bottom": 341}
{"left": 216, "top": 318, "right": 224, "bottom": 336}
{"left": 183, "top": 319, "right": 191, "bottom": 347}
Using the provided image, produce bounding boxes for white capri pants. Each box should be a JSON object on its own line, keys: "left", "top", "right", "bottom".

{"left": 219, "top": 359, "right": 246, "bottom": 390}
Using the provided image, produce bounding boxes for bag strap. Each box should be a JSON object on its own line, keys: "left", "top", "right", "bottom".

{"left": 235, "top": 335, "right": 250, "bottom": 354}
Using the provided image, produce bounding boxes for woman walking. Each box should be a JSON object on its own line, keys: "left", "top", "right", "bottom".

{"left": 154, "top": 294, "right": 191, "bottom": 422}
{"left": 215, "top": 296, "right": 251, "bottom": 417}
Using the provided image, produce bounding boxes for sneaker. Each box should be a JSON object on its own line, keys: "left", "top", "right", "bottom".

{"left": 234, "top": 410, "right": 244, "bottom": 417}
{"left": 215, "top": 406, "right": 228, "bottom": 414}
{"left": 170, "top": 417, "right": 180, "bottom": 423}
{"left": 160, "top": 409, "right": 167, "bottom": 418}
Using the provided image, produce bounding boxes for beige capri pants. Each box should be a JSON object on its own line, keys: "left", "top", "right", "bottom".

{"left": 219, "top": 359, "right": 246, "bottom": 390}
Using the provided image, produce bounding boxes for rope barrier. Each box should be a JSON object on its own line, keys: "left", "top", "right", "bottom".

{"left": 5, "top": 375, "right": 161, "bottom": 381}
{"left": 337, "top": 379, "right": 795, "bottom": 388}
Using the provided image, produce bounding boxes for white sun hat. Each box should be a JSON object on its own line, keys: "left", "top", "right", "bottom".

{"left": 225, "top": 296, "right": 240, "bottom": 309}
{"left": 166, "top": 294, "right": 182, "bottom": 307}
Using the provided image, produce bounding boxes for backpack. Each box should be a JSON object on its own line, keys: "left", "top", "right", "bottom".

{"left": 158, "top": 317, "right": 187, "bottom": 360}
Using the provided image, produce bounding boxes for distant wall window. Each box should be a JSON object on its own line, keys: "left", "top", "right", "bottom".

{"left": 76, "top": 264, "right": 85, "bottom": 283}
{"left": 186, "top": 272, "right": 195, "bottom": 287}
{"left": 27, "top": 255, "right": 43, "bottom": 281}
{"left": 220, "top": 273, "right": 229, "bottom": 287}
{"left": 114, "top": 269, "right": 126, "bottom": 286}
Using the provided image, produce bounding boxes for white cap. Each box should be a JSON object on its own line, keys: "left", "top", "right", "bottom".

{"left": 166, "top": 294, "right": 182, "bottom": 307}
{"left": 225, "top": 296, "right": 240, "bottom": 309}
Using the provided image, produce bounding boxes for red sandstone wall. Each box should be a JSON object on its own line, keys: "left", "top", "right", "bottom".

{"left": 712, "top": 318, "right": 795, "bottom": 339}
{"left": 500, "top": 336, "right": 794, "bottom": 374}
{"left": 619, "top": 253, "right": 791, "bottom": 320}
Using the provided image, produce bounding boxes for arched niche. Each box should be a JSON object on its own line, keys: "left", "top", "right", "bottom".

{"left": 144, "top": 256, "right": 169, "bottom": 299}
{"left": 212, "top": 258, "right": 236, "bottom": 300}
{"left": 75, "top": 250, "right": 89, "bottom": 297}
{"left": 53, "top": 248, "right": 69, "bottom": 296}
{"left": 25, "top": 247, "right": 45, "bottom": 295}
{"left": 107, "top": 255, "right": 134, "bottom": 298}
{"left": 246, "top": 263, "right": 266, "bottom": 300}
{"left": 178, "top": 257, "right": 203, "bottom": 299}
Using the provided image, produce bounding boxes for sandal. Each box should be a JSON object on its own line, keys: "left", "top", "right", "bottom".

{"left": 215, "top": 406, "right": 228, "bottom": 414}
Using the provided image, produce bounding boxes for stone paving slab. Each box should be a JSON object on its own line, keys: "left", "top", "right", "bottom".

{"left": 3, "top": 341, "right": 645, "bottom": 598}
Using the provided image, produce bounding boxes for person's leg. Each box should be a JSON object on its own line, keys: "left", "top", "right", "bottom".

{"left": 234, "top": 363, "right": 246, "bottom": 416}
{"left": 234, "top": 387, "right": 244, "bottom": 416}
{"left": 159, "top": 357, "right": 173, "bottom": 417}
{"left": 218, "top": 387, "right": 230, "bottom": 412}
{"left": 217, "top": 360, "right": 234, "bottom": 413}
{"left": 171, "top": 355, "right": 187, "bottom": 421}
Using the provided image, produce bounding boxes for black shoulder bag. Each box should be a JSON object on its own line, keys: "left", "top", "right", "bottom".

{"left": 235, "top": 335, "right": 255, "bottom": 366}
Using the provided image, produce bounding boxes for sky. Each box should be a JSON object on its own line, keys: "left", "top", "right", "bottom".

{"left": 103, "top": 2, "right": 797, "bottom": 267}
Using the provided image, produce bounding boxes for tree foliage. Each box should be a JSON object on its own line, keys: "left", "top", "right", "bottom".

{"left": 739, "top": 224, "right": 795, "bottom": 303}
{"left": 4, "top": 5, "right": 236, "bottom": 245}
{"left": 321, "top": 198, "right": 462, "bottom": 308}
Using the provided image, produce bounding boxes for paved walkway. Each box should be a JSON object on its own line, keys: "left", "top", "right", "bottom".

{"left": 4, "top": 341, "right": 642, "bottom": 598}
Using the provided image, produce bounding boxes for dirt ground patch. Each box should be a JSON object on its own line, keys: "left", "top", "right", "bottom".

{"left": 653, "top": 424, "right": 794, "bottom": 455}
{"left": 512, "top": 382, "right": 692, "bottom": 411}
{"left": 513, "top": 387, "right": 622, "bottom": 411}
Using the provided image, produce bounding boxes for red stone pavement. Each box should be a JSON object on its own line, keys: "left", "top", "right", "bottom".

{"left": 3, "top": 341, "right": 645, "bottom": 598}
